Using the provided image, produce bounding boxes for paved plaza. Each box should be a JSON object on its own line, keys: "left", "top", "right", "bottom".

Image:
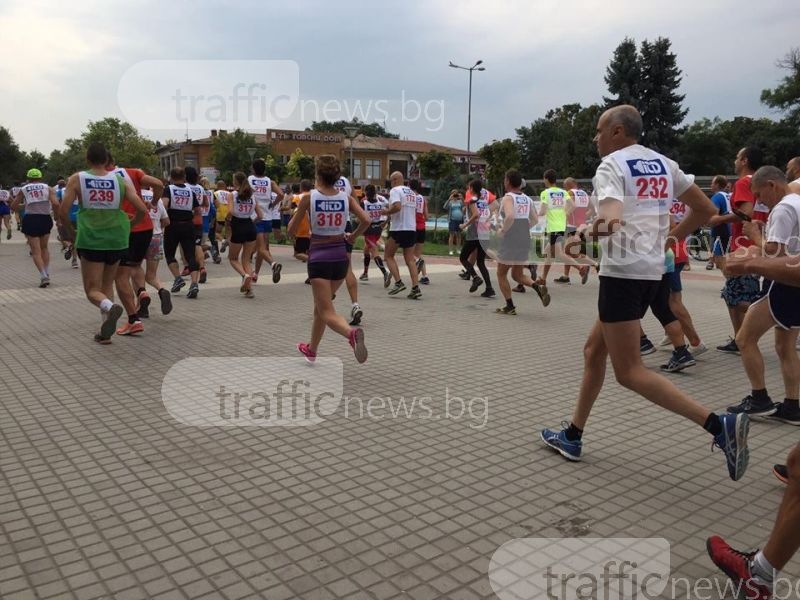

{"left": 0, "top": 235, "right": 797, "bottom": 600}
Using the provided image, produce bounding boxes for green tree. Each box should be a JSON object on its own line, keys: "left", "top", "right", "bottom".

{"left": 761, "top": 48, "right": 800, "bottom": 128}
{"left": 263, "top": 155, "right": 286, "bottom": 182}
{"left": 286, "top": 149, "right": 315, "bottom": 180}
{"left": 417, "top": 150, "right": 457, "bottom": 214}
{"left": 603, "top": 37, "right": 640, "bottom": 107}
{"left": 677, "top": 118, "right": 733, "bottom": 174}
{"left": 210, "top": 129, "right": 270, "bottom": 182}
{"left": 0, "top": 126, "right": 25, "bottom": 185}
{"left": 308, "top": 118, "right": 399, "bottom": 139}
{"left": 639, "top": 37, "right": 687, "bottom": 154}
{"left": 478, "top": 139, "right": 519, "bottom": 195}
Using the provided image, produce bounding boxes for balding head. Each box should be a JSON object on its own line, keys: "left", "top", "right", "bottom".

{"left": 563, "top": 177, "right": 577, "bottom": 190}
{"left": 605, "top": 105, "right": 643, "bottom": 140}
{"left": 389, "top": 171, "right": 404, "bottom": 187}
{"left": 787, "top": 157, "right": 800, "bottom": 182}
{"left": 594, "top": 104, "right": 642, "bottom": 157}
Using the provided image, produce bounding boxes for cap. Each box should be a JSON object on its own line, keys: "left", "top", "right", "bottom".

{"left": 26, "top": 168, "right": 43, "bottom": 179}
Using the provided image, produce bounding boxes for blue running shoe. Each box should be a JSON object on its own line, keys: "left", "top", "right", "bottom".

{"left": 541, "top": 422, "right": 582, "bottom": 461}
{"left": 713, "top": 413, "right": 750, "bottom": 481}
{"left": 640, "top": 337, "right": 656, "bottom": 356}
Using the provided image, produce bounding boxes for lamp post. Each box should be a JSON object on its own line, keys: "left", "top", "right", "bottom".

{"left": 343, "top": 126, "right": 358, "bottom": 181}
{"left": 448, "top": 59, "right": 485, "bottom": 177}
{"left": 247, "top": 147, "right": 257, "bottom": 163}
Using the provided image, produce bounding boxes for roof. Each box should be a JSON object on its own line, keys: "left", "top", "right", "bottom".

{"left": 156, "top": 133, "right": 268, "bottom": 155}
{"left": 347, "top": 135, "right": 478, "bottom": 157}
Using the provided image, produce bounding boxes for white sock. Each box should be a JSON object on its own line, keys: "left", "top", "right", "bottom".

{"left": 40, "top": 270, "right": 47, "bottom": 278}
{"left": 751, "top": 551, "right": 776, "bottom": 585}
{"left": 99, "top": 299, "right": 113, "bottom": 312}
{"left": 352, "top": 303, "right": 360, "bottom": 308}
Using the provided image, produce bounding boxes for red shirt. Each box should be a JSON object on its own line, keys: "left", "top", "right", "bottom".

{"left": 729, "top": 175, "right": 766, "bottom": 252}
{"left": 118, "top": 167, "right": 153, "bottom": 233}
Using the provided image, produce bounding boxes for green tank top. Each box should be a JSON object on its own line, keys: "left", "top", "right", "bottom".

{"left": 75, "top": 171, "right": 131, "bottom": 251}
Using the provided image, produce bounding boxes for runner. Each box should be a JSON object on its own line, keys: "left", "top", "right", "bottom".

{"left": 107, "top": 154, "right": 163, "bottom": 336}
{"left": 141, "top": 187, "right": 172, "bottom": 316}
{"left": 271, "top": 188, "right": 286, "bottom": 245}
{"left": 359, "top": 184, "right": 389, "bottom": 282}
{"left": 0, "top": 186, "right": 13, "bottom": 240}
{"left": 725, "top": 166, "right": 800, "bottom": 424}
{"left": 443, "top": 190, "right": 465, "bottom": 255}
{"left": 291, "top": 179, "right": 313, "bottom": 265}
{"left": 184, "top": 167, "right": 209, "bottom": 284}
{"left": 213, "top": 179, "right": 231, "bottom": 254}
{"left": 707, "top": 175, "right": 731, "bottom": 271}
{"left": 58, "top": 142, "right": 147, "bottom": 344}
{"left": 540, "top": 105, "right": 747, "bottom": 481}
{"left": 11, "top": 183, "right": 23, "bottom": 231}
{"left": 249, "top": 159, "right": 284, "bottom": 286}
{"left": 162, "top": 167, "right": 202, "bottom": 298}
{"left": 55, "top": 179, "right": 71, "bottom": 255}
{"left": 382, "top": 172, "right": 422, "bottom": 299}
{"left": 333, "top": 174, "right": 364, "bottom": 324}
{"left": 788, "top": 156, "right": 800, "bottom": 193}
{"left": 289, "top": 155, "right": 370, "bottom": 363}
{"left": 410, "top": 179, "right": 430, "bottom": 285}
{"left": 226, "top": 172, "right": 263, "bottom": 298}
{"left": 459, "top": 179, "right": 495, "bottom": 297}
{"left": 558, "top": 177, "right": 592, "bottom": 284}
{"left": 538, "top": 169, "right": 572, "bottom": 285}
{"left": 11, "top": 168, "right": 58, "bottom": 287}
{"left": 199, "top": 178, "right": 219, "bottom": 265}
{"left": 494, "top": 171, "right": 549, "bottom": 315}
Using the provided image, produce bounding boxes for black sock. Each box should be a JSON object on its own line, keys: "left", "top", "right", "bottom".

{"left": 363, "top": 255, "right": 371, "bottom": 269}
{"left": 565, "top": 423, "right": 583, "bottom": 441}
{"left": 641, "top": 335, "right": 648, "bottom": 341}
{"left": 703, "top": 413, "right": 722, "bottom": 437}
{"left": 676, "top": 344, "right": 689, "bottom": 356}
{"left": 784, "top": 398, "right": 799, "bottom": 411}
{"left": 128, "top": 314, "right": 137, "bottom": 324}
{"left": 396, "top": 280, "right": 403, "bottom": 286}
{"left": 505, "top": 298, "right": 514, "bottom": 309}
{"left": 136, "top": 287, "right": 146, "bottom": 295}
{"left": 752, "top": 389, "right": 770, "bottom": 404}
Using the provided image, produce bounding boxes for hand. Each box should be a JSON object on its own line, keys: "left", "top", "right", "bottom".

{"left": 742, "top": 220, "right": 763, "bottom": 240}
{"left": 723, "top": 245, "right": 760, "bottom": 277}
{"left": 344, "top": 232, "right": 356, "bottom": 245}
{"left": 459, "top": 223, "right": 466, "bottom": 231}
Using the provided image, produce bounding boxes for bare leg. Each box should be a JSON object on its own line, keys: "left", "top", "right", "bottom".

{"left": 114, "top": 266, "right": 138, "bottom": 317}
{"left": 497, "top": 263, "right": 512, "bottom": 300}
{"left": 571, "top": 321, "right": 608, "bottom": 429}
{"left": 27, "top": 235, "right": 45, "bottom": 274}
{"left": 384, "top": 238, "right": 401, "bottom": 282}
{"left": 762, "top": 444, "right": 800, "bottom": 570}
{"left": 736, "top": 301, "right": 776, "bottom": 392}
{"left": 39, "top": 235, "right": 50, "bottom": 273}
{"left": 775, "top": 328, "right": 800, "bottom": 400}
{"left": 310, "top": 278, "right": 350, "bottom": 347}
{"left": 402, "top": 247, "right": 419, "bottom": 286}
{"left": 669, "top": 291, "right": 701, "bottom": 347}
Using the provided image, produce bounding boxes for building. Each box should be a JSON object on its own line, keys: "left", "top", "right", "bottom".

{"left": 156, "top": 128, "right": 486, "bottom": 187}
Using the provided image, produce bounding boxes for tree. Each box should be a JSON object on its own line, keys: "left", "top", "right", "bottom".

{"left": 0, "top": 126, "right": 25, "bottom": 186}
{"left": 263, "top": 155, "right": 286, "bottom": 182}
{"left": 210, "top": 129, "right": 270, "bottom": 182}
{"left": 761, "top": 48, "right": 800, "bottom": 128}
{"left": 308, "top": 118, "right": 399, "bottom": 139}
{"left": 417, "top": 150, "right": 457, "bottom": 214}
{"left": 478, "top": 139, "right": 519, "bottom": 195}
{"left": 286, "top": 149, "right": 315, "bottom": 180}
{"left": 638, "top": 37, "right": 688, "bottom": 155}
{"left": 604, "top": 38, "right": 640, "bottom": 107}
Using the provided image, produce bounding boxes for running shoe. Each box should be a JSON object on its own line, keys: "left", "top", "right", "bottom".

{"left": 495, "top": 306, "right": 516, "bottom": 316}
{"left": 252, "top": 272, "right": 259, "bottom": 283}
{"left": 407, "top": 286, "right": 422, "bottom": 300}
{"left": 690, "top": 342, "right": 708, "bottom": 357}
{"left": 171, "top": 277, "right": 186, "bottom": 293}
{"left": 138, "top": 291, "right": 151, "bottom": 319}
{"left": 458, "top": 270, "right": 471, "bottom": 281}
{"left": 419, "top": 276, "right": 430, "bottom": 285}
{"left": 388, "top": 281, "right": 406, "bottom": 295}
{"left": 706, "top": 262, "right": 714, "bottom": 270}
{"left": 580, "top": 266, "right": 590, "bottom": 285}
{"left": 71, "top": 257, "right": 78, "bottom": 269}
{"left": 297, "top": 342, "right": 317, "bottom": 364}
{"left": 706, "top": 536, "right": 770, "bottom": 600}
{"left": 383, "top": 270, "right": 392, "bottom": 288}
{"left": 512, "top": 283, "right": 526, "bottom": 293}
{"left": 727, "top": 395, "right": 778, "bottom": 417}
{"left": 554, "top": 276, "right": 571, "bottom": 284}
{"left": 359, "top": 273, "right": 368, "bottom": 281}
{"left": 448, "top": 250, "right": 454, "bottom": 256}
{"left": 244, "top": 289, "right": 255, "bottom": 299}
{"left": 158, "top": 288, "right": 173, "bottom": 315}
{"left": 305, "top": 277, "right": 311, "bottom": 285}
{"left": 640, "top": 337, "right": 656, "bottom": 355}
{"left": 773, "top": 464, "right": 788, "bottom": 484}
{"left": 713, "top": 413, "right": 750, "bottom": 481}
{"left": 100, "top": 304, "right": 124, "bottom": 340}
{"left": 241, "top": 275, "right": 252, "bottom": 293}
{"left": 6, "top": 230, "right": 10, "bottom": 240}
{"left": 658, "top": 335, "right": 673, "bottom": 347}
{"left": 348, "top": 328, "right": 368, "bottom": 363}
{"left": 272, "top": 263, "right": 282, "bottom": 283}
{"left": 660, "top": 350, "right": 696, "bottom": 373}
{"left": 93, "top": 333, "right": 112, "bottom": 345}
{"left": 416, "top": 258, "right": 425, "bottom": 273}
{"left": 716, "top": 338, "right": 740, "bottom": 354}
{"left": 199, "top": 269, "right": 207, "bottom": 284}
{"left": 220, "top": 240, "right": 228, "bottom": 253}
{"left": 480, "top": 288, "right": 496, "bottom": 298}
{"left": 765, "top": 402, "right": 800, "bottom": 425}
{"left": 211, "top": 249, "right": 222, "bottom": 264}
{"left": 469, "top": 276, "right": 483, "bottom": 293}
{"left": 540, "top": 423, "right": 582, "bottom": 461}
{"left": 349, "top": 305, "right": 363, "bottom": 326}
{"left": 116, "top": 320, "right": 144, "bottom": 336}
{"left": 181, "top": 266, "right": 190, "bottom": 276}
{"left": 532, "top": 283, "right": 551, "bottom": 307}
{"left": 64, "top": 247, "right": 72, "bottom": 261}
{"left": 39, "top": 276, "right": 50, "bottom": 288}
{"left": 186, "top": 283, "right": 199, "bottom": 299}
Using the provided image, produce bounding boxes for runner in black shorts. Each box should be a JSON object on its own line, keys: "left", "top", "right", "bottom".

{"left": 226, "top": 172, "right": 263, "bottom": 298}
{"left": 162, "top": 167, "right": 202, "bottom": 298}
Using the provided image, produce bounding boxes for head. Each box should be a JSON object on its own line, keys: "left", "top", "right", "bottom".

{"left": 389, "top": 171, "right": 404, "bottom": 187}
{"left": 469, "top": 178, "right": 483, "bottom": 197}
{"left": 56, "top": 178, "right": 66, "bottom": 188}
{"left": 199, "top": 177, "right": 211, "bottom": 190}
{"left": 252, "top": 158, "right": 266, "bottom": 177}
{"left": 711, "top": 175, "right": 728, "bottom": 193}
{"left": 594, "top": 105, "right": 643, "bottom": 157}
{"left": 734, "top": 147, "right": 763, "bottom": 176}
{"left": 104, "top": 151, "right": 115, "bottom": 170}
{"left": 26, "top": 168, "right": 43, "bottom": 181}
{"left": 184, "top": 165, "right": 198, "bottom": 185}
{"left": 750, "top": 166, "right": 788, "bottom": 209}
{"left": 300, "top": 179, "right": 313, "bottom": 192}
{"left": 364, "top": 184, "right": 376, "bottom": 200}
{"left": 169, "top": 167, "right": 186, "bottom": 184}
{"left": 543, "top": 169, "right": 557, "bottom": 186}
{"left": 291, "top": 183, "right": 300, "bottom": 194}
{"left": 233, "top": 171, "right": 251, "bottom": 199}
{"left": 315, "top": 155, "right": 341, "bottom": 187}
{"left": 563, "top": 177, "right": 577, "bottom": 191}
{"left": 216, "top": 179, "right": 227, "bottom": 190}
{"left": 504, "top": 169, "right": 523, "bottom": 192}
{"left": 786, "top": 157, "right": 800, "bottom": 182}
{"left": 86, "top": 142, "right": 109, "bottom": 169}
{"left": 408, "top": 179, "right": 421, "bottom": 193}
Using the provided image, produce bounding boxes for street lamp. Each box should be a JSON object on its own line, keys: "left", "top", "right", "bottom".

{"left": 448, "top": 59, "right": 485, "bottom": 176}
{"left": 247, "top": 147, "right": 257, "bottom": 162}
{"left": 343, "top": 126, "right": 358, "bottom": 181}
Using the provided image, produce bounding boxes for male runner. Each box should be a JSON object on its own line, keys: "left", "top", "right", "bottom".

{"left": 410, "top": 179, "right": 430, "bottom": 284}
{"left": 558, "top": 177, "right": 592, "bottom": 284}
{"left": 12, "top": 169, "right": 58, "bottom": 287}
{"left": 249, "top": 159, "right": 284, "bottom": 284}
{"left": 162, "top": 167, "right": 202, "bottom": 298}
{"left": 359, "top": 184, "right": 389, "bottom": 282}
{"left": 382, "top": 172, "right": 421, "bottom": 299}
{"left": 334, "top": 174, "right": 364, "bottom": 323}
{"left": 538, "top": 169, "right": 572, "bottom": 285}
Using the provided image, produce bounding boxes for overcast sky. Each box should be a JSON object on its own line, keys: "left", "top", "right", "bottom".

{"left": 2, "top": 0, "right": 797, "bottom": 155}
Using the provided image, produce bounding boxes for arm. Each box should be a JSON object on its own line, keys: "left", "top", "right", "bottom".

{"left": 725, "top": 250, "right": 800, "bottom": 285}
{"left": 500, "top": 196, "right": 515, "bottom": 234}
{"left": 161, "top": 187, "right": 171, "bottom": 211}
{"left": 460, "top": 202, "right": 479, "bottom": 230}
{"left": 10, "top": 190, "right": 23, "bottom": 212}
{"left": 48, "top": 187, "right": 59, "bottom": 215}
{"left": 254, "top": 202, "right": 265, "bottom": 221}
{"left": 585, "top": 198, "right": 624, "bottom": 238}
{"left": 565, "top": 191, "right": 575, "bottom": 216}
{"left": 348, "top": 195, "right": 371, "bottom": 239}
{"left": 422, "top": 197, "right": 428, "bottom": 221}
{"left": 287, "top": 194, "right": 310, "bottom": 237}
{"left": 58, "top": 175, "right": 80, "bottom": 227}
{"left": 124, "top": 181, "right": 148, "bottom": 226}
{"left": 140, "top": 174, "right": 164, "bottom": 203}
{"left": 382, "top": 200, "right": 401, "bottom": 216}
{"left": 668, "top": 184, "right": 717, "bottom": 242}
{"left": 270, "top": 181, "right": 285, "bottom": 207}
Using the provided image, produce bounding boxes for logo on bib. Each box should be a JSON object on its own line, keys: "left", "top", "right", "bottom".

{"left": 315, "top": 200, "right": 344, "bottom": 211}
{"left": 85, "top": 178, "right": 115, "bottom": 190}
{"left": 627, "top": 159, "right": 666, "bottom": 176}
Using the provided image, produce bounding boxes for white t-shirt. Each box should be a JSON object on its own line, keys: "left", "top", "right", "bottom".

{"left": 149, "top": 198, "right": 168, "bottom": 235}
{"left": 388, "top": 185, "right": 417, "bottom": 231}
{"left": 270, "top": 192, "right": 281, "bottom": 220}
{"left": 766, "top": 193, "right": 800, "bottom": 255}
{"left": 334, "top": 176, "right": 353, "bottom": 198}
{"left": 593, "top": 144, "right": 694, "bottom": 281}
{"left": 248, "top": 175, "right": 272, "bottom": 221}
{"left": 363, "top": 195, "right": 388, "bottom": 223}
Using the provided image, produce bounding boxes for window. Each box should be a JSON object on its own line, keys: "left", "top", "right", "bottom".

{"left": 365, "top": 159, "right": 381, "bottom": 180}
{"left": 349, "top": 158, "right": 362, "bottom": 179}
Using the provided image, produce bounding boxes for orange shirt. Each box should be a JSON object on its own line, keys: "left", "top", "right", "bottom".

{"left": 118, "top": 167, "right": 153, "bottom": 233}
{"left": 292, "top": 195, "right": 310, "bottom": 238}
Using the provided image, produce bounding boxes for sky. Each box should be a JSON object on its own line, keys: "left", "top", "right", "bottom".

{"left": 1, "top": 0, "right": 797, "bottom": 156}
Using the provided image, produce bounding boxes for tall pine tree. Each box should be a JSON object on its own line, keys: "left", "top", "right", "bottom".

{"left": 603, "top": 38, "right": 640, "bottom": 108}
{"left": 638, "top": 37, "right": 688, "bottom": 155}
